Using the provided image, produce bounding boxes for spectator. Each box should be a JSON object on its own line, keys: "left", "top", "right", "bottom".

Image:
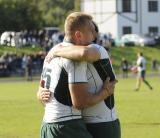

{"left": 26, "top": 55, "right": 33, "bottom": 81}
{"left": 121, "top": 58, "right": 129, "bottom": 78}
{"left": 151, "top": 59, "right": 158, "bottom": 71}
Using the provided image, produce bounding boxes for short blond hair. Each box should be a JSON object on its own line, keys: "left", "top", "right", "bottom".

{"left": 64, "top": 12, "right": 93, "bottom": 40}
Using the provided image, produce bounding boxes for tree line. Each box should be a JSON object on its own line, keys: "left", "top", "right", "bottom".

{"left": 0, "top": 0, "right": 79, "bottom": 34}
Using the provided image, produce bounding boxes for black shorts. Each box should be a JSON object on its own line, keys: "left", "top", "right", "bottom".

{"left": 138, "top": 70, "right": 145, "bottom": 78}
{"left": 86, "top": 119, "right": 121, "bottom": 138}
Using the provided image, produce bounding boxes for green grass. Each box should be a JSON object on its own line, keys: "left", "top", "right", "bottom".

{"left": 0, "top": 76, "right": 160, "bottom": 138}
{"left": 111, "top": 46, "right": 160, "bottom": 73}
{"left": 116, "top": 77, "right": 160, "bottom": 138}
{"left": 0, "top": 81, "right": 43, "bottom": 138}
{"left": 0, "top": 45, "right": 43, "bottom": 55}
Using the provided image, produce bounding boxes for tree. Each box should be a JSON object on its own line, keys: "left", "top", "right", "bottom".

{"left": 0, "top": 0, "right": 75, "bottom": 34}
{"left": 38, "top": 0, "right": 75, "bottom": 28}
{"left": 0, "top": 0, "right": 43, "bottom": 33}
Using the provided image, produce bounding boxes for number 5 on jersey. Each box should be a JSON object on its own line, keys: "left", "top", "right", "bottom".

{"left": 42, "top": 68, "right": 52, "bottom": 89}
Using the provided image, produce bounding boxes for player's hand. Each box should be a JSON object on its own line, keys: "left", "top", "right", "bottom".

{"left": 102, "top": 77, "right": 118, "bottom": 97}
{"left": 45, "top": 44, "right": 63, "bottom": 63}
{"left": 44, "top": 49, "right": 55, "bottom": 63}
{"left": 37, "top": 80, "right": 51, "bottom": 104}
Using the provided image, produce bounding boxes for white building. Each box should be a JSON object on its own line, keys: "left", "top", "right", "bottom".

{"left": 81, "top": 0, "right": 160, "bottom": 38}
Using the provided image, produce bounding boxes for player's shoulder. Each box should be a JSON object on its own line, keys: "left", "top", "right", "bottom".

{"left": 62, "top": 57, "right": 87, "bottom": 74}
{"left": 90, "top": 43, "right": 110, "bottom": 59}
{"left": 89, "top": 43, "right": 101, "bottom": 49}
{"left": 89, "top": 43, "right": 107, "bottom": 52}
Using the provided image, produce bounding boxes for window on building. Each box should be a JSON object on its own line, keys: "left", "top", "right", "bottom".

{"left": 123, "top": 26, "right": 132, "bottom": 34}
{"left": 148, "top": 1, "right": 158, "bottom": 12}
{"left": 149, "top": 26, "right": 159, "bottom": 35}
{"left": 122, "top": 0, "right": 131, "bottom": 12}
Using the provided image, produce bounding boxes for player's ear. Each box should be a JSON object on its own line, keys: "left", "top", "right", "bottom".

{"left": 75, "top": 31, "right": 82, "bottom": 40}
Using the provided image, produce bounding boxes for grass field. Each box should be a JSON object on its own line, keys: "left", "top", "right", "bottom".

{"left": 0, "top": 45, "right": 43, "bottom": 55}
{"left": 0, "top": 76, "right": 160, "bottom": 138}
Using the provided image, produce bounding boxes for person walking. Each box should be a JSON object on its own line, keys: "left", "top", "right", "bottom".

{"left": 134, "top": 52, "right": 153, "bottom": 91}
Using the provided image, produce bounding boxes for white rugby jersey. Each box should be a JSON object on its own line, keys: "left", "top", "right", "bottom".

{"left": 137, "top": 56, "right": 146, "bottom": 71}
{"left": 82, "top": 44, "right": 118, "bottom": 123}
{"left": 42, "top": 42, "right": 88, "bottom": 123}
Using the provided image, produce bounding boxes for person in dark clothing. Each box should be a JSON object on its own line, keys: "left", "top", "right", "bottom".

{"left": 121, "top": 58, "right": 129, "bottom": 78}
{"left": 26, "top": 55, "right": 33, "bottom": 81}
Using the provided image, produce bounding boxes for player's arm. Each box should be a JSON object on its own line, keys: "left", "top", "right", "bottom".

{"left": 69, "top": 79, "right": 117, "bottom": 110}
{"left": 45, "top": 44, "right": 100, "bottom": 63}
{"left": 37, "top": 78, "right": 117, "bottom": 109}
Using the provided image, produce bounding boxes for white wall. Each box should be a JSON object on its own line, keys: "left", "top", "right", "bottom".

{"left": 140, "top": 0, "right": 160, "bottom": 36}
{"left": 116, "top": 0, "right": 160, "bottom": 37}
{"left": 81, "top": 0, "right": 160, "bottom": 38}
{"left": 81, "top": 0, "right": 116, "bottom": 14}
{"left": 99, "top": 14, "right": 118, "bottom": 38}
{"left": 117, "top": 0, "right": 139, "bottom": 37}
{"left": 117, "top": 15, "right": 139, "bottom": 37}
{"left": 81, "top": 0, "right": 118, "bottom": 37}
